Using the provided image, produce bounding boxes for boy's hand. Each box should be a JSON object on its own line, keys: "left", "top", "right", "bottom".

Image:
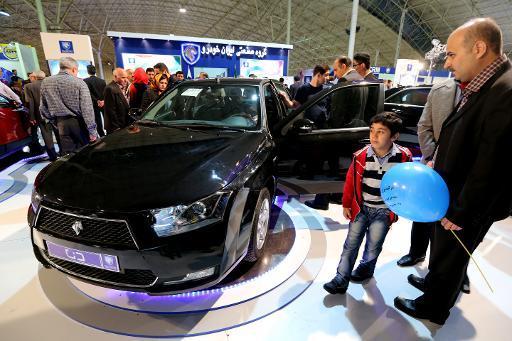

{"left": 343, "top": 207, "right": 352, "bottom": 220}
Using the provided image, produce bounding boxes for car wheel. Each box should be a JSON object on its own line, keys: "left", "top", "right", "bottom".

{"left": 244, "top": 188, "right": 271, "bottom": 262}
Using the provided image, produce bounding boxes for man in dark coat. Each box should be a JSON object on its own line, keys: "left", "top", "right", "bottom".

{"left": 84, "top": 65, "right": 106, "bottom": 136}
{"left": 394, "top": 18, "right": 512, "bottom": 325}
{"left": 24, "top": 71, "right": 60, "bottom": 160}
{"left": 103, "top": 68, "right": 130, "bottom": 134}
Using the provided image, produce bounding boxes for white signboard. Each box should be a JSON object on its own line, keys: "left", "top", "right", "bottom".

{"left": 394, "top": 59, "right": 422, "bottom": 86}
{"left": 40, "top": 32, "right": 94, "bottom": 62}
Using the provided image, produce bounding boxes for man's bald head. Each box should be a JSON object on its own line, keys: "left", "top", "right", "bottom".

{"left": 113, "top": 68, "right": 128, "bottom": 86}
{"left": 457, "top": 17, "right": 503, "bottom": 55}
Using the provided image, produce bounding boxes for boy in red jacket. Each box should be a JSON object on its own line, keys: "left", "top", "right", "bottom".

{"left": 324, "top": 112, "right": 412, "bottom": 294}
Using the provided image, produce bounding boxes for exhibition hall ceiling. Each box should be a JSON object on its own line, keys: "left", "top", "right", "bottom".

{"left": 0, "top": 0, "right": 511, "bottom": 74}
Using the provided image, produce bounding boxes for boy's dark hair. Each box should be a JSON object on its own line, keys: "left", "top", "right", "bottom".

{"left": 146, "top": 67, "right": 154, "bottom": 73}
{"left": 370, "top": 111, "right": 402, "bottom": 136}
{"left": 293, "top": 75, "right": 300, "bottom": 81}
{"left": 87, "top": 64, "right": 96, "bottom": 75}
{"left": 175, "top": 70, "right": 184, "bottom": 76}
{"left": 312, "top": 65, "right": 326, "bottom": 76}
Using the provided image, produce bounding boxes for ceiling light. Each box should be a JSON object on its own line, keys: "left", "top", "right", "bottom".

{"left": 179, "top": 8, "right": 186, "bottom": 13}
{"left": 0, "top": 9, "right": 10, "bottom": 16}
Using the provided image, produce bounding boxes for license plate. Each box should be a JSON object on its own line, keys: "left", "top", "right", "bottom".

{"left": 46, "top": 241, "right": 120, "bottom": 272}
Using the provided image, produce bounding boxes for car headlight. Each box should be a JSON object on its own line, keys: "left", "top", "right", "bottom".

{"left": 31, "top": 189, "right": 42, "bottom": 213}
{"left": 151, "top": 192, "right": 231, "bottom": 237}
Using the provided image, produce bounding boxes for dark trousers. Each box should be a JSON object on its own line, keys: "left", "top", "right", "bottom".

{"left": 94, "top": 106, "right": 105, "bottom": 137}
{"left": 56, "top": 116, "right": 89, "bottom": 154}
{"left": 40, "top": 121, "right": 61, "bottom": 160}
{"left": 417, "top": 216, "right": 493, "bottom": 318}
{"left": 407, "top": 221, "right": 433, "bottom": 257}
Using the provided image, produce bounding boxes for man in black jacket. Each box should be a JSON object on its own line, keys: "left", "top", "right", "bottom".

{"left": 24, "top": 71, "right": 60, "bottom": 160}
{"left": 84, "top": 65, "right": 106, "bottom": 136}
{"left": 394, "top": 18, "right": 512, "bottom": 325}
{"left": 103, "top": 68, "right": 129, "bottom": 134}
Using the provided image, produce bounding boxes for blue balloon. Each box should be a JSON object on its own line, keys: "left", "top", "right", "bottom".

{"left": 380, "top": 162, "right": 449, "bottom": 222}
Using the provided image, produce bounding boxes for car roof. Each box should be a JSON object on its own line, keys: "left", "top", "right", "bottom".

{"left": 180, "top": 78, "right": 271, "bottom": 86}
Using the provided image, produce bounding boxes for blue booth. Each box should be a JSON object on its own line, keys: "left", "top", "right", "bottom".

{"left": 107, "top": 31, "right": 293, "bottom": 79}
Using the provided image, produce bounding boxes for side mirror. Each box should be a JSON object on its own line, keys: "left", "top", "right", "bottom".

{"left": 128, "top": 108, "right": 143, "bottom": 121}
{"left": 291, "top": 118, "right": 314, "bottom": 134}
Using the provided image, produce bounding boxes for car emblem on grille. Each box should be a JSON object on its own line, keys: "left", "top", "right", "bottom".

{"left": 71, "top": 221, "right": 83, "bottom": 235}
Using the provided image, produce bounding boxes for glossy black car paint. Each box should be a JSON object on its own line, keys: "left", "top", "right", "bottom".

{"left": 384, "top": 86, "right": 432, "bottom": 157}
{"left": 29, "top": 79, "right": 384, "bottom": 293}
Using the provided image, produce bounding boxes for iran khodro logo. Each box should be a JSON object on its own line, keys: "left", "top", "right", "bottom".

{"left": 182, "top": 43, "right": 201, "bottom": 65}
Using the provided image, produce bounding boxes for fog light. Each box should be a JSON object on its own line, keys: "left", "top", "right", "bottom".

{"left": 163, "top": 267, "right": 215, "bottom": 284}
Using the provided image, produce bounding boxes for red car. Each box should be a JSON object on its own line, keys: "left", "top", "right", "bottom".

{"left": 0, "top": 94, "right": 31, "bottom": 159}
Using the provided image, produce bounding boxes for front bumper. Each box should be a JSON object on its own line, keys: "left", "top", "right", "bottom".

{"left": 30, "top": 208, "right": 230, "bottom": 294}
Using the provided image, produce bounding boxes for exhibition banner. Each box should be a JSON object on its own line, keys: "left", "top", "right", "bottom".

{"left": 109, "top": 32, "right": 291, "bottom": 78}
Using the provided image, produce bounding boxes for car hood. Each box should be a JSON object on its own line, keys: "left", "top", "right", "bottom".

{"left": 37, "top": 124, "right": 266, "bottom": 211}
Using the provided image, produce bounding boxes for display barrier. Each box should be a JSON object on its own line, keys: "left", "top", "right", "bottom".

{"left": 108, "top": 31, "right": 292, "bottom": 79}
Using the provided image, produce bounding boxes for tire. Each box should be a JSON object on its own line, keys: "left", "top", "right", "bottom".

{"left": 244, "top": 187, "right": 271, "bottom": 262}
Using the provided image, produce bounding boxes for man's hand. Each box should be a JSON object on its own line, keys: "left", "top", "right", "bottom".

{"left": 427, "top": 161, "right": 434, "bottom": 168}
{"left": 278, "top": 91, "right": 294, "bottom": 108}
{"left": 441, "top": 217, "right": 462, "bottom": 231}
{"left": 89, "top": 134, "right": 97, "bottom": 142}
{"left": 30, "top": 119, "right": 37, "bottom": 126}
{"left": 343, "top": 207, "right": 352, "bottom": 220}
{"left": 97, "top": 100, "right": 104, "bottom": 108}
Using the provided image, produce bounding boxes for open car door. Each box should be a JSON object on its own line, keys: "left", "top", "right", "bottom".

{"left": 275, "top": 82, "right": 385, "bottom": 177}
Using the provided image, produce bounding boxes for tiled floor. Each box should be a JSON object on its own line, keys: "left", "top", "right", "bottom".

{"left": 0, "top": 156, "right": 511, "bottom": 340}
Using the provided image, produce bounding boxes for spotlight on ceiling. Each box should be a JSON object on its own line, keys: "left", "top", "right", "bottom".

{"left": 179, "top": 8, "right": 187, "bottom": 13}
{"left": 0, "top": 9, "right": 10, "bottom": 16}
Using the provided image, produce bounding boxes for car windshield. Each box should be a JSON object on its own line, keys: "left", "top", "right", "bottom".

{"left": 141, "top": 83, "right": 261, "bottom": 130}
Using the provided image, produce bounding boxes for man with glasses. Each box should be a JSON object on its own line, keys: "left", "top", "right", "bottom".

{"left": 353, "top": 53, "right": 378, "bottom": 81}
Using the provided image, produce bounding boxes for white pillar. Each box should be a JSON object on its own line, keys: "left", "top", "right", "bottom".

{"left": 347, "top": 0, "right": 359, "bottom": 59}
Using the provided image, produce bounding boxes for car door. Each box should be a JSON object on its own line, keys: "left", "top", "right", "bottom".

{"left": 275, "top": 82, "right": 384, "bottom": 175}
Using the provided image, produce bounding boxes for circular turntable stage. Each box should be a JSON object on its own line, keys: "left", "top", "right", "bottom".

{"left": 38, "top": 194, "right": 327, "bottom": 338}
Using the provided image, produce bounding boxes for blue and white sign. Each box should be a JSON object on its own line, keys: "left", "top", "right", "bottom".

{"left": 181, "top": 43, "right": 201, "bottom": 65}
{"left": 59, "top": 40, "right": 74, "bottom": 53}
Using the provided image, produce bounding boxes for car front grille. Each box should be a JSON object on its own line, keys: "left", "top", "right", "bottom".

{"left": 36, "top": 206, "right": 137, "bottom": 249}
{"left": 43, "top": 250, "right": 157, "bottom": 287}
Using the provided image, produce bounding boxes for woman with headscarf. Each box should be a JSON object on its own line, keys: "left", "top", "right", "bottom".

{"left": 141, "top": 74, "right": 169, "bottom": 111}
{"left": 129, "top": 67, "right": 149, "bottom": 109}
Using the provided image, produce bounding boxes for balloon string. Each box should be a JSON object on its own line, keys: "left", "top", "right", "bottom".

{"left": 449, "top": 229, "right": 494, "bottom": 293}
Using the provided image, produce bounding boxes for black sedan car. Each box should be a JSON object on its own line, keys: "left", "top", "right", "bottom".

{"left": 29, "top": 78, "right": 384, "bottom": 293}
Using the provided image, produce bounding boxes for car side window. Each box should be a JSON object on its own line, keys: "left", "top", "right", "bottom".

{"left": 264, "top": 85, "right": 282, "bottom": 128}
{"left": 0, "top": 95, "right": 10, "bottom": 106}
{"left": 386, "top": 88, "right": 430, "bottom": 106}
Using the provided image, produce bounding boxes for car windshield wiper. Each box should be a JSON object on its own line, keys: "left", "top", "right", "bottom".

{"left": 175, "top": 123, "right": 247, "bottom": 132}
{"left": 138, "top": 120, "right": 191, "bottom": 130}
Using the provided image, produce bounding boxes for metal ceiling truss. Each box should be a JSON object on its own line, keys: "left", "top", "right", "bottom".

{"left": 1, "top": 0, "right": 511, "bottom": 79}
